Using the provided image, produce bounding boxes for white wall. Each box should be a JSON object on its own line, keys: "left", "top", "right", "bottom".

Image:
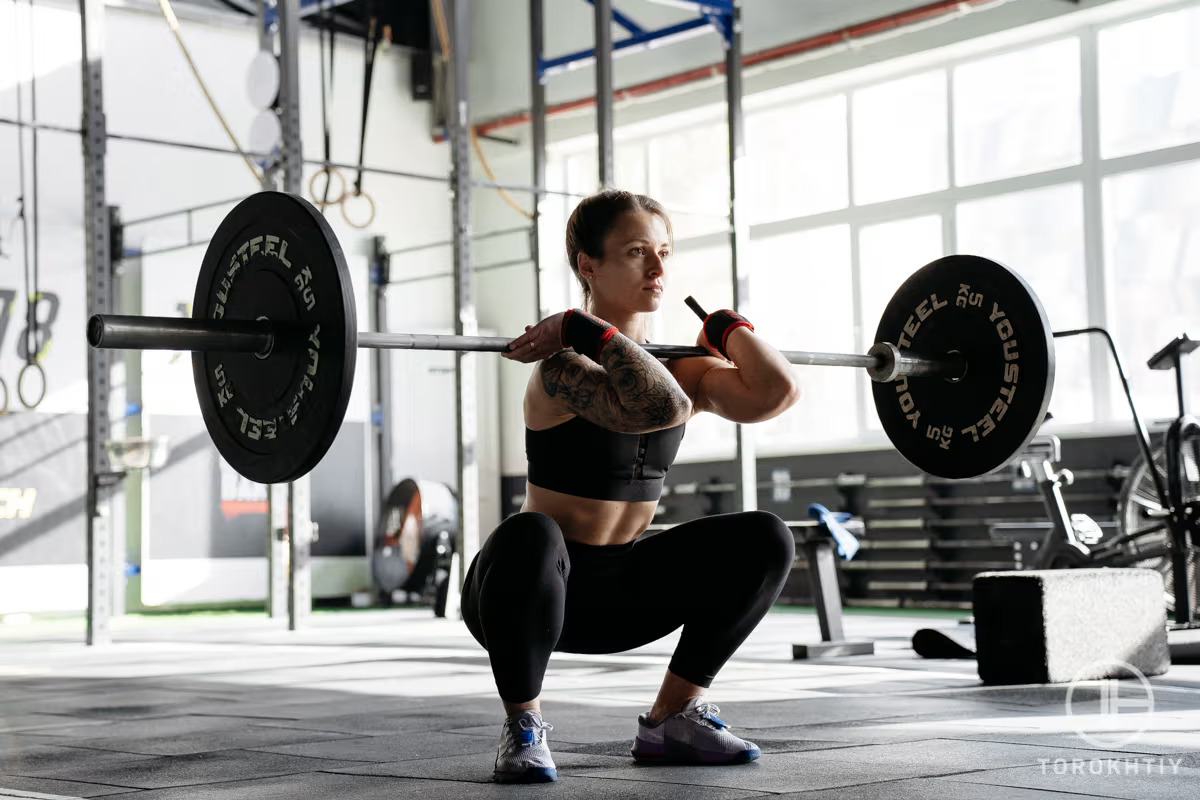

{"left": 0, "top": 0, "right": 454, "bottom": 419}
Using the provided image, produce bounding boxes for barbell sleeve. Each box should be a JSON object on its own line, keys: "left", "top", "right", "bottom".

{"left": 87, "top": 314, "right": 960, "bottom": 381}
{"left": 87, "top": 314, "right": 275, "bottom": 356}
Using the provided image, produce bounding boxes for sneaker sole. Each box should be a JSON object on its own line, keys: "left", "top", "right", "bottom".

{"left": 631, "top": 745, "right": 761, "bottom": 766}
{"left": 494, "top": 766, "right": 558, "bottom": 783}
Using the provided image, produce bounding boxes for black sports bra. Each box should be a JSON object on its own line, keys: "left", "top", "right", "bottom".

{"left": 526, "top": 416, "right": 686, "bottom": 502}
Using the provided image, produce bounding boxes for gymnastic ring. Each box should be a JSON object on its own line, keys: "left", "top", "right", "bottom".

{"left": 341, "top": 189, "right": 377, "bottom": 230}
{"left": 18, "top": 362, "right": 46, "bottom": 410}
{"left": 0, "top": 377, "right": 9, "bottom": 415}
{"left": 308, "top": 166, "right": 347, "bottom": 208}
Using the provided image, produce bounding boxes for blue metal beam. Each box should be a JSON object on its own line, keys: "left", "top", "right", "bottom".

{"left": 583, "top": 0, "right": 645, "bottom": 35}
{"left": 540, "top": 16, "right": 716, "bottom": 79}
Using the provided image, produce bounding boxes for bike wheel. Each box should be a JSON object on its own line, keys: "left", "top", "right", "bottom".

{"left": 1117, "top": 441, "right": 1200, "bottom": 616}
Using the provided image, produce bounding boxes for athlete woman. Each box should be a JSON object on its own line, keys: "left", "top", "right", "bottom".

{"left": 464, "top": 189, "right": 800, "bottom": 783}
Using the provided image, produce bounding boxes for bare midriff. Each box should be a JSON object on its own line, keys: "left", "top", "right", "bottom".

{"left": 523, "top": 483, "right": 657, "bottom": 547}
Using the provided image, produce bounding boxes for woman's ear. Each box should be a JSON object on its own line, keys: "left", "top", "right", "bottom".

{"left": 577, "top": 252, "right": 596, "bottom": 281}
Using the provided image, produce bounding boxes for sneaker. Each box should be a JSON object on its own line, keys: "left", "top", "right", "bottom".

{"left": 631, "top": 697, "right": 761, "bottom": 765}
{"left": 493, "top": 710, "right": 558, "bottom": 783}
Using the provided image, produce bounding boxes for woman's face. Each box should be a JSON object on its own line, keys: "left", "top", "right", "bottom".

{"left": 581, "top": 210, "right": 672, "bottom": 314}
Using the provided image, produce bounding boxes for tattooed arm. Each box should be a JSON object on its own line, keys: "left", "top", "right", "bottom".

{"left": 538, "top": 336, "right": 692, "bottom": 433}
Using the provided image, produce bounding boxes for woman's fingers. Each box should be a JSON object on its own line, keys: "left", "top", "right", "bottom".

{"left": 503, "top": 316, "right": 562, "bottom": 362}
{"left": 502, "top": 329, "right": 542, "bottom": 362}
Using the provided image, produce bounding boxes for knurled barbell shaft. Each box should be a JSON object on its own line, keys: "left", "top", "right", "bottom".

{"left": 356, "top": 331, "right": 884, "bottom": 370}
{"left": 86, "top": 314, "right": 961, "bottom": 380}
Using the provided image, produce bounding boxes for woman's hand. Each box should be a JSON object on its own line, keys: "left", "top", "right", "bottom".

{"left": 502, "top": 311, "right": 569, "bottom": 363}
{"left": 696, "top": 329, "right": 730, "bottom": 363}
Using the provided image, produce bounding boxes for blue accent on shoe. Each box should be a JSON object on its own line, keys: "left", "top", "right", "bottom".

{"left": 494, "top": 766, "right": 558, "bottom": 783}
{"left": 734, "top": 745, "right": 761, "bottom": 764}
{"left": 519, "top": 729, "right": 535, "bottom": 745}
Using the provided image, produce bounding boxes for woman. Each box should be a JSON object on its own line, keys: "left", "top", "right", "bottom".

{"left": 463, "top": 189, "right": 800, "bottom": 783}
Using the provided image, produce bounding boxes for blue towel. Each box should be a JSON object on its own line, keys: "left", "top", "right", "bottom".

{"left": 807, "top": 503, "right": 860, "bottom": 561}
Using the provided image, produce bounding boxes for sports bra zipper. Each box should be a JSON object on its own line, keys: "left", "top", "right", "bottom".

{"left": 632, "top": 433, "right": 649, "bottom": 480}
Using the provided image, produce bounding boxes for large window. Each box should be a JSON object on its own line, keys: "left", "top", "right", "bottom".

{"left": 542, "top": 0, "right": 1200, "bottom": 455}
{"left": 953, "top": 38, "right": 1082, "bottom": 185}
{"left": 746, "top": 94, "right": 849, "bottom": 222}
{"left": 1099, "top": 4, "right": 1200, "bottom": 158}
{"left": 1104, "top": 159, "right": 1200, "bottom": 422}
{"left": 851, "top": 70, "right": 948, "bottom": 204}
{"left": 648, "top": 123, "right": 729, "bottom": 239}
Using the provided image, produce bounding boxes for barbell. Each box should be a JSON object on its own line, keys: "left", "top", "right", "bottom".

{"left": 86, "top": 191, "right": 1055, "bottom": 484}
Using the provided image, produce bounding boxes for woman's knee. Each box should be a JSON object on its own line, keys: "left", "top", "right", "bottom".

{"left": 466, "top": 512, "right": 569, "bottom": 625}
{"left": 465, "top": 513, "right": 570, "bottom": 667}
{"left": 737, "top": 510, "right": 796, "bottom": 572}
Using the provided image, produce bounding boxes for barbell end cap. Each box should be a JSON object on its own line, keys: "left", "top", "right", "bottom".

{"left": 87, "top": 315, "right": 105, "bottom": 348}
{"left": 867, "top": 342, "right": 901, "bottom": 383}
{"left": 256, "top": 333, "right": 276, "bottom": 360}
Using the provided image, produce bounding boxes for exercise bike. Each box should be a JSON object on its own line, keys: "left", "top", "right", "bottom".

{"left": 1021, "top": 330, "right": 1199, "bottom": 627}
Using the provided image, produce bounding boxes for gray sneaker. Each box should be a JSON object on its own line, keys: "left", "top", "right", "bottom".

{"left": 494, "top": 710, "right": 558, "bottom": 783}
{"left": 631, "top": 697, "right": 760, "bottom": 765}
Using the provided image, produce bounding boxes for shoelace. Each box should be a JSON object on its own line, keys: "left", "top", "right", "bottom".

{"left": 512, "top": 714, "right": 554, "bottom": 747}
{"left": 685, "top": 702, "right": 728, "bottom": 729}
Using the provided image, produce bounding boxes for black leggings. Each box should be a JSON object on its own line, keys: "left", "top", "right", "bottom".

{"left": 461, "top": 510, "right": 795, "bottom": 704}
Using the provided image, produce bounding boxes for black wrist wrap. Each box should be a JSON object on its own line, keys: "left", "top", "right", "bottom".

{"left": 561, "top": 309, "right": 617, "bottom": 360}
{"left": 704, "top": 310, "right": 754, "bottom": 359}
